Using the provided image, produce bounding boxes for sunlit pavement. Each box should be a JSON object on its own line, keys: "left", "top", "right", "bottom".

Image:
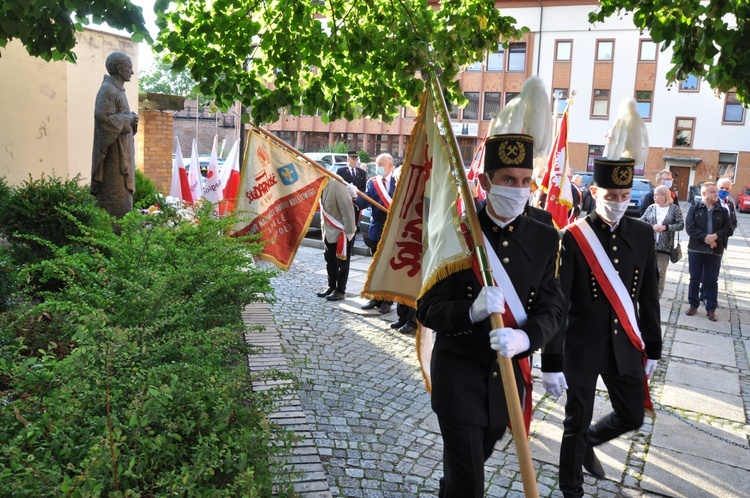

{"left": 256, "top": 205, "right": 750, "bottom": 497}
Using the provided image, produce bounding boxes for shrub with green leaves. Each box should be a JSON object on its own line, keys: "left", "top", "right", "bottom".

{"left": 133, "top": 168, "right": 161, "bottom": 210}
{"left": 0, "top": 173, "right": 112, "bottom": 266}
{"left": 0, "top": 206, "right": 297, "bottom": 496}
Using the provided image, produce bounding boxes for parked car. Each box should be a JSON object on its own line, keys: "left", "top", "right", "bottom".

{"left": 625, "top": 177, "right": 653, "bottom": 217}
{"left": 689, "top": 183, "right": 704, "bottom": 207}
{"left": 305, "top": 152, "right": 348, "bottom": 167}
{"left": 359, "top": 207, "right": 373, "bottom": 250}
{"left": 737, "top": 185, "right": 750, "bottom": 213}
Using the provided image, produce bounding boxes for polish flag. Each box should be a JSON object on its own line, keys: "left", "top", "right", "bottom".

{"left": 169, "top": 137, "right": 192, "bottom": 202}
{"left": 187, "top": 139, "right": 203, "bottom": 204}
{"left": 219, "top": 139, "right": 241, "bottom": 215}
{"left": 202, "top": 135, "right": 223, "bottom": 203}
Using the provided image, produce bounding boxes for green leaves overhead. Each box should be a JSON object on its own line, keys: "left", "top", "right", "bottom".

{"left": 591, "top": 0, "right": 750, "bottom": 105}
{"left": 153, "top": 0, "right": 524, "bottom": 124}
{"left": 0, "top": 0, "right": 151, "bottom": 62}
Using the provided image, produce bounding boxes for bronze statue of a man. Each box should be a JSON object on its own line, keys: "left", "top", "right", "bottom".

{"left": 90, "top": 51, "right": 139, "bottom": 219}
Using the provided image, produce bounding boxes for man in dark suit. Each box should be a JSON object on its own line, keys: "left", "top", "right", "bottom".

{"left": 417, "top": 134, "right": 564, "bottom": 497}
{"left": 542, "top": 158, "right": 662, "bottom": 498}
{"left": 360, "top": 153, "right": 396, "bottom": 314}
{"left": 335, "top": 150, "right": 369, "bottom": 225}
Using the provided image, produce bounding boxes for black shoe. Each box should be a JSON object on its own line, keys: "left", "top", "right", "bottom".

{"left": 316, "top": 287, "right": 334, "bottom": 298}
{"left": 398, "top": 323, "right": 417, "bottom": 335}
{"left": 583, "top": 444, "right": 605, "bottom": 479}
{"left": 378, "top": 303, "right": 393, "bottom": 314}
{"left": 326, "top": 290, "right": 345, "bottom": 301}
{"left": 390, "top": 319, "right": 407, "bottom": 330}
{"left": 361, "top": 299, "right": 380, "bottom": 310}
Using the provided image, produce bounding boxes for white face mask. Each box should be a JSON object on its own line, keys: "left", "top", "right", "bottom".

{"left": 663, "top": 180, "right": 673, "bottom": 188}
{"left": 596, "top": 199, "right": 630, "bottom": 224}
{"left": 488, "top": 185, "right": 530, "bottom": 219}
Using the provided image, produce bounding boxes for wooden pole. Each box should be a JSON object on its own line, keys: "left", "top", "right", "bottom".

{"left": 426, "top": 71, "right": 539, "bottom": 498}
{"left": 251, "top": 125, "right": 389, "bottom": 215}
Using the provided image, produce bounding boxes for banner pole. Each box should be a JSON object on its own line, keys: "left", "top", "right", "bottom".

{"left": 250, "top": 125, "right": 389, "bottom": 215}
{"left": 426, "top": 69, "right": 540, "bottom": 498}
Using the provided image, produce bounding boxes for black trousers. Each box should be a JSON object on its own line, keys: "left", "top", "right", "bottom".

{"left": 323, "top": 237, "right": 355, "bottom": 292}
{"left": 396, "top": 303, "right": 417, "bottom": 325}
{"left": 559, "top": 369, "right": 645, "bottom": 497}
{"left": 437, "top": 417, "right": 506, "bottom": 498}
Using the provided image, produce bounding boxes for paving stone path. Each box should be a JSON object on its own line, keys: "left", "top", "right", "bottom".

{"left": 248, "top": 205, "right": 750, "bottom": 497}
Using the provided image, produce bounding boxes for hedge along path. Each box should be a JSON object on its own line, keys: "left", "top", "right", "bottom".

{"left": 242, "top": 302, "right": 332, "bottom": 497}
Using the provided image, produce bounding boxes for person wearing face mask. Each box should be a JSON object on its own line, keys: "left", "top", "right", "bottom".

{"left": 360, "top": 153, "right": 397, "bottom": 314}
{"left": 685, "top": 182, "right": 731, "bottom": 322}
{"left": 416, "top": 134, "right": 564, "bottom": 497}
{"left": 639, "top": 169, "right": 676, "bottom": 217}
{"left": 542, "top": 125, "right": 662, "bottom": 496}
{"left": 697, "top": 177, "right": 736, "bottom": 305}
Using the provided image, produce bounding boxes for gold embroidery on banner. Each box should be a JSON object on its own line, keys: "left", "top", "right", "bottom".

{"left": 497, "top": 140, "right": 526, "bottom": 165}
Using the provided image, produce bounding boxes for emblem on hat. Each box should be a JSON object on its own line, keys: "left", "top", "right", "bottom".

{"left": 497, "top": 140, "right": 526, "bottom": 166}
{"left": 611, "top": 164, "right": 633, "bottom": 187}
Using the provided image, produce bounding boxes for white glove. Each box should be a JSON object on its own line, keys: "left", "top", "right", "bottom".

{"left": 542, "top": 372, "right": 568, "bottom": 397}
{"left": 644, "top": 359, "right": 658, "bottom": 380}
{"left": 469, "top": 286, "right": 505, "bottom": 323}
{"left": 345, "top": 183, "right": 358, "bottom": 199}
{"left": 489, "top": 328, "right": 530, "bottom": 358}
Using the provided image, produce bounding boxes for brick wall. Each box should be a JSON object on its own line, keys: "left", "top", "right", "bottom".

{"left": 138, "top": 110, "right": 174, "bottom": 194}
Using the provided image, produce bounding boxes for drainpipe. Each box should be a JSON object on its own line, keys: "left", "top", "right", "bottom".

{"left": 536, "top": 0, "right": 544, "bottom": 76}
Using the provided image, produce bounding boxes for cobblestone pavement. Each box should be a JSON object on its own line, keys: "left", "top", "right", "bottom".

{"left": 264, "top": 207, "right": 750, "bottom": 497}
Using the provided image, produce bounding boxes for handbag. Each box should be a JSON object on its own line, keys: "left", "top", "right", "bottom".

{"left": 670, "top": 232, "right": 683, "bottom": 263}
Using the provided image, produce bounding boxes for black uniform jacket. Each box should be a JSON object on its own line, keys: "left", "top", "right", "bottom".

{"left": 335, "top": 165, "right": 369, "bottom": 211}
{"left": 542, "top": 213, "right": 662, "bottom": 380}
{"left": 417, "top": 208, "right": 564, "bottom": 428}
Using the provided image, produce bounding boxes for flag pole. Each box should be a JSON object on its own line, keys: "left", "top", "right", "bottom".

{"left": 250, "top": 125, "right": 389, "bottom": 215}
{"left": 426, "top": 69, "right": 540, "bottom": 498}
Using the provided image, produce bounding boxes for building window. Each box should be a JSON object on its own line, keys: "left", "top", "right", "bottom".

{"left": 483, "top": 92, "right": 501, "bottom": 120}
{"left": 723, "top": 92, "right": 746, "bottom": 124}
{"left": 674, "top": 118, "right": 695, "bottom": 147}
{"left": 552, "top": 88, "right": 569, "bottom": 114}
{"left": 718, "top": 152, "right": 738, "bottom": 180}
{"left": 465, "top": 60, "right": 482, "bottom": 71}
{"left": 487, "top": 44, "right": 504, "bottom": 71}
{"left": 458, "top": 137, "right": 475, "bottom": 167}
{"left": 587, "top": 145, "right": 605, "bottom": 171}
{"left": 507, "top": 43, "right": 526, "bottom": 71}
{"left": 276, "top": 131, "right": 295, "bottom": 146}
{"left": 596, "top": 40, "right": 614, "bottom": 61}
{"left": 591, "top": 89, "right": 610, "bottom": 118}
{"left": 403, "top": 106, "right": 417, "bottom": 119}
{"left": 462, "top": 92, "right": 480, "bottom": 120}
{"left": 505, "top": 92, "right": 519, "bottom": 105}
{"left": 635, "top": 91, "right": 653, "bottom": 119}
{"left": 639, "top": 40, "right": 657, "bottom": 61}
{"left": 555, "top": 40, "right": 572, "bottom": 61}
{"left": 449, "top": 102, "right": 459, "bottom": 120}
{"left": 679, "top": 74, "right": 700, "bottom": 92}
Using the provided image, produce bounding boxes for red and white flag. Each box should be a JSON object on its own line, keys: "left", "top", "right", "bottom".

{"left": 541, "top": 109, "right": 574, "bottom": 228}
{"left": 169, "top": 137, "right": 192, "bottom": 202}
{"left": 202, "top": 135, "right": 223, "bottom": 203}
{"left": 219, "top": 139, "right": 241, "bottom": 215}
{"left": 187, "top": 139, "right": 203, "bottom": 205}
{"left": 231, "top": 129, "right": 328, "bottom": 270}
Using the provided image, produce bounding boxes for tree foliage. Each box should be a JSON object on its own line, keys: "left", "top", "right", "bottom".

{"left": 591, "top": 0, "right": 750, "bottom": 105}
{"left": 0, "top": 0, "right": 151, "bottom": 62}
{"left": 138, "top": 52, "right": 199, "bottom": 98}
{"left": 152, "top": 0, "right": 526, "bottom": 124}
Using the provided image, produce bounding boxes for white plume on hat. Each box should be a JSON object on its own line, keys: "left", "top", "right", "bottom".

{"left": 488, "top": 76, "right": 553, "bottom": 159}
{"left": 606, "top": 99, "right": 649, "bottom": 165}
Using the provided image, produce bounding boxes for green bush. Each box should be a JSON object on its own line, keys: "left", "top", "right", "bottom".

{"left": 0, "top": 205, "right": 297, "bottom": 496}
{"left": 133, "top": 169, "right": 161, "bottom": 210}
{"left": 0, "top": 173, "right": 112, "bottom": 266}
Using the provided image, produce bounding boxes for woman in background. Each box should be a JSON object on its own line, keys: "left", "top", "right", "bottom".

{"left": 640, "top": 185, "right": 685, "bottom": 298}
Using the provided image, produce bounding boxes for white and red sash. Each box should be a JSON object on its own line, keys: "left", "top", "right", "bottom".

{"left": 372, "top": 176, "right": 393, "bottom": 209}
{"left": 470, "top": 234, "right": 533, "bottom": 434}
{"left": 567, "top": 219, "right": 653, "bottom": 413}
{"left": 319, "top": 202, "right": 348, "bottom": 260}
